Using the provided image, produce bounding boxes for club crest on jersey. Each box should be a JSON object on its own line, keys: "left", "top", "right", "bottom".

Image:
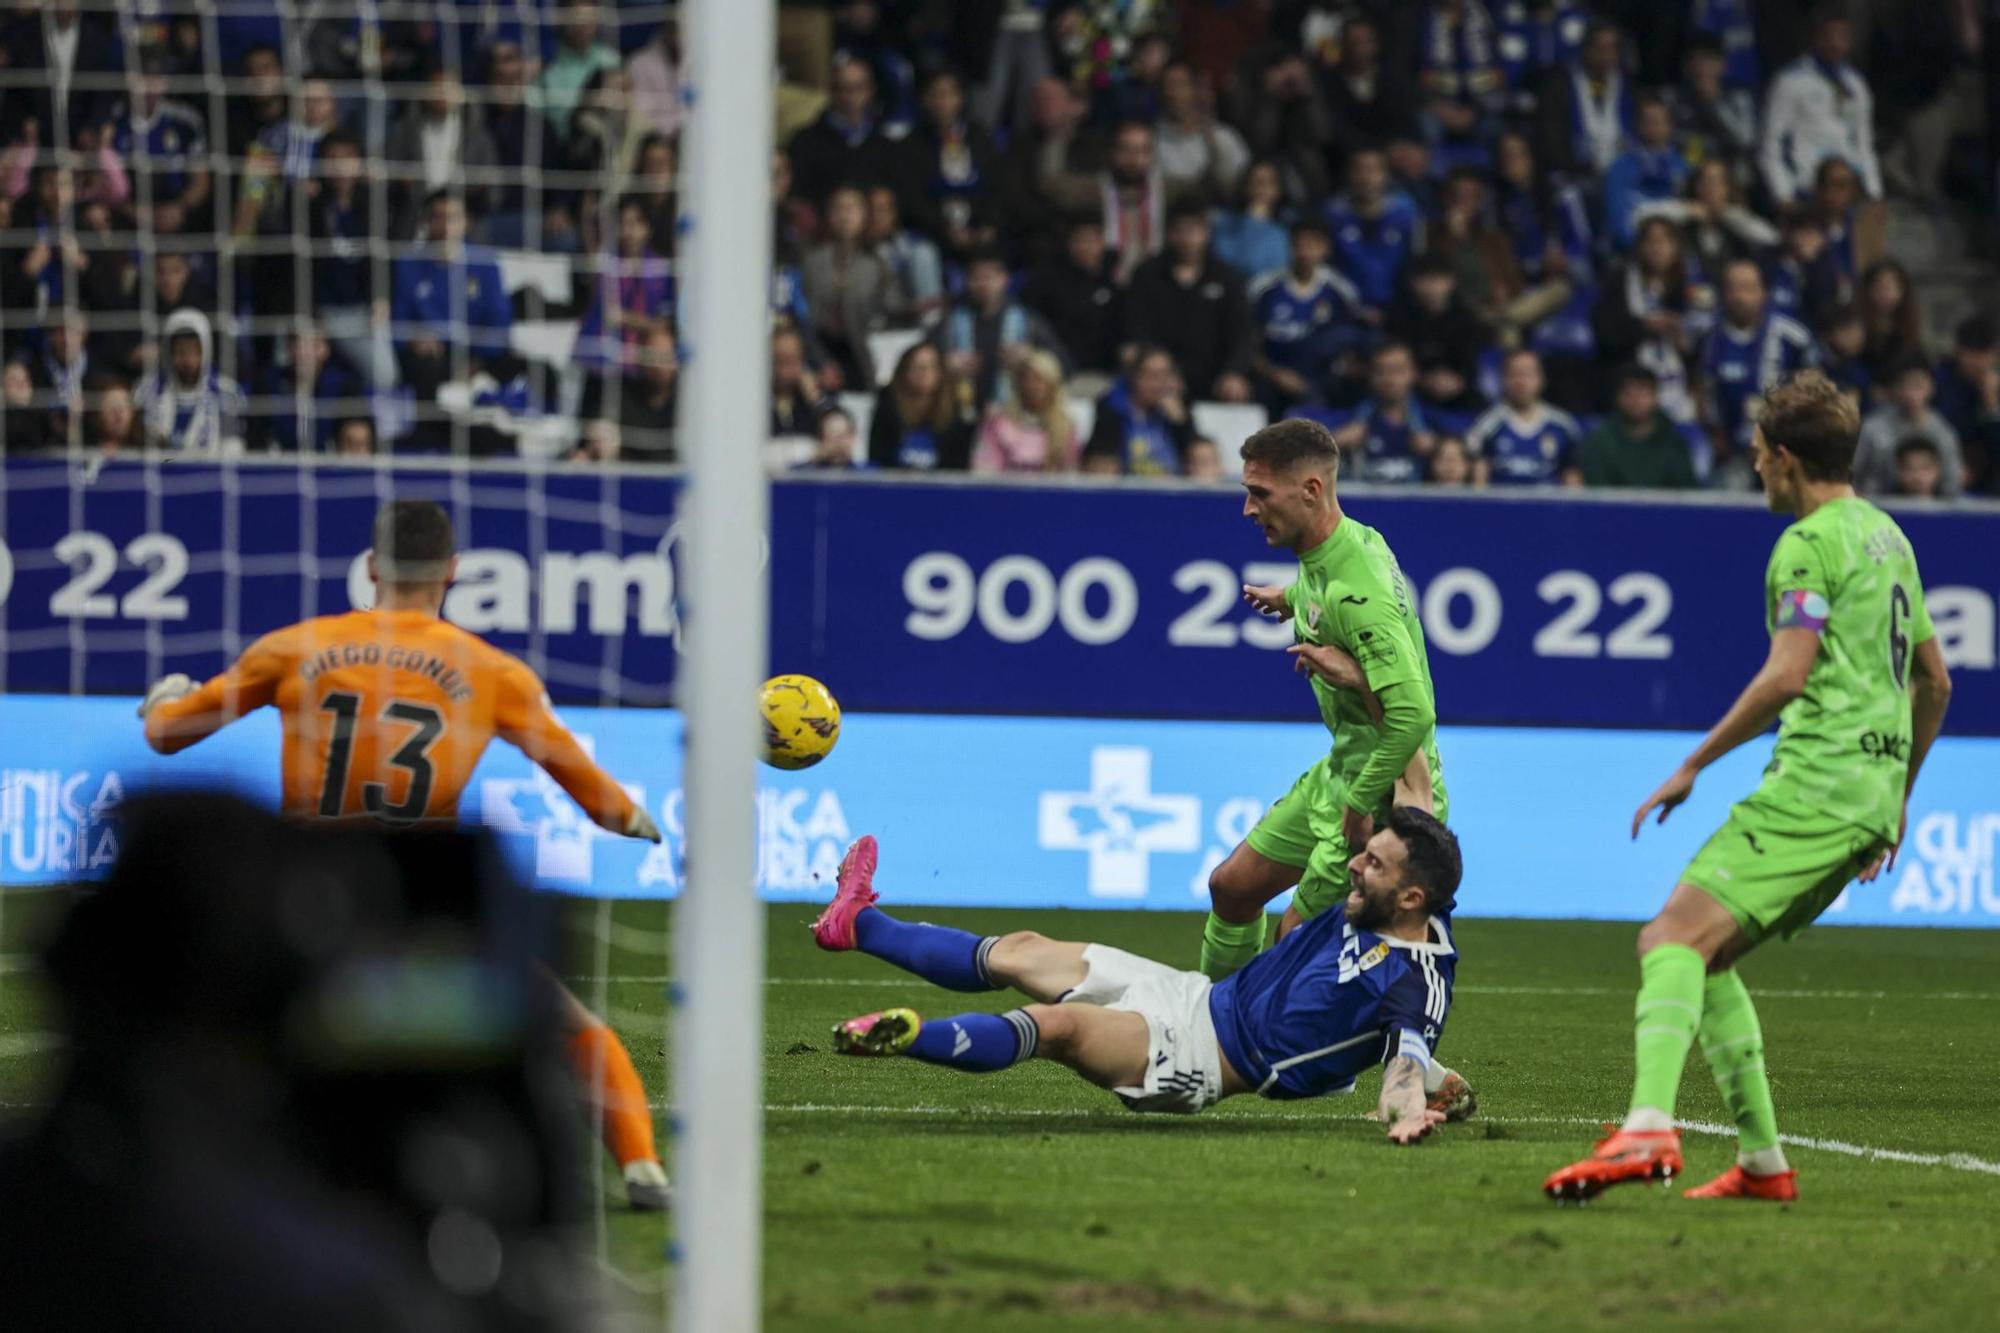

{"left": 1356, "top": 942, "right": 1390, "bottom": 972}
{"left": 1305, "top": 602, "right": 1321, "bottom": 632}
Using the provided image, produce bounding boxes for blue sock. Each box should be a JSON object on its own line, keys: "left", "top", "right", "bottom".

{"left": 906, "top": 1010, "right": 1039, "bottom": 1072}
{"left": 853, "top": 908, "right": 1000, "bottom": 993}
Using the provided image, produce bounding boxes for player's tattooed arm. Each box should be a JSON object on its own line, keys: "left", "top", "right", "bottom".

{"left": 1242, "top": 584, "right": 1293, "bottom": 620}
{"left": 1378, "top": 1054, "right": 1443, "bottom": 1146}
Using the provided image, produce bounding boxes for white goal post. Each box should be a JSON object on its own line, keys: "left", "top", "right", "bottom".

{"left": 673, "top": 0, "right": 773, "bottom": 1329}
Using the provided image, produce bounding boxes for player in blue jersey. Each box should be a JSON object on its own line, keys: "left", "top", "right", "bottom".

{"left": 1250, "top": 219, "right": 1362, "bottom": 408}
{"left": 810, "top": 813, "right": 1471, "bottom": 1141}
{"left": 1466, "top": 350, "right": 1583, "bottom": 485}
{"left": 1701, "top": 259, "right": 1816, "bottom": 463}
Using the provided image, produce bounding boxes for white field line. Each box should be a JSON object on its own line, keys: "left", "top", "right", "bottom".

{"left": 563, "top": 975, "right": 2000, "bottom": 1003}
{"left": 753, "top": 1102, "right": 2000, "bottom": 1178}
{"left": 2, "top": 1060, "right": 1992, "bottom": 1177}
{"left": 15, "top": 955, "right": 1997, "bottom": 1002}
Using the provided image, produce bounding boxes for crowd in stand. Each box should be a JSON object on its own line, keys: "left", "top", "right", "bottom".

{"left": 0, "top": 0, "right": 1993, "bottom": 499}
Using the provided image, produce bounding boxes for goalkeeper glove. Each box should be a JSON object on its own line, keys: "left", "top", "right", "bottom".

{"left": 137, "top": 673, "right": 196, "bottom": 719}
{"left": 624, "top": 805, "right": 662, "bottom": 843}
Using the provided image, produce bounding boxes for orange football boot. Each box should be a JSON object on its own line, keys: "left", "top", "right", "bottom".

{"left": 1684, "top": 1164, "right": 1798, "bottom": 1202}
{"left": 1543, "top": 1128, "right": 1684, "bottom": 1203}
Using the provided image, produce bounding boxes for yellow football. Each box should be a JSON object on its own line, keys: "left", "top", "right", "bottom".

{"left": 760, "top": 674, "right": 841, "bottom": 770}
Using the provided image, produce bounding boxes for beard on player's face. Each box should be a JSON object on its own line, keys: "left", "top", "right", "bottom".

{"left": 1342, "top": 869, "right": 1402, "bottom": 930}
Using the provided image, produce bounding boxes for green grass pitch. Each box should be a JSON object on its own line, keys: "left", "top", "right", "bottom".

{"left": 8, "top": 895, "right": 2000, "bottom": 1330}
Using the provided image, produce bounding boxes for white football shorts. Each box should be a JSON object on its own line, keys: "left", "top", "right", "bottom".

{"left": 1063, "top": 944, "right": 1224, "bottom": 1114}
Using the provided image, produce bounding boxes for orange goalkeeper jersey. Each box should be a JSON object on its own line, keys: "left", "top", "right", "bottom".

{"left": 144, "top": 608, "right": 639, "bottom": 830}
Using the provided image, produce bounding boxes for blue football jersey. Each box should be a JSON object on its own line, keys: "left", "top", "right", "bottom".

{"left": 1702, "top": 312, "right": 1816, "bottom": 450}
{"left": 1466, "top": 403, "right": 1582, "bottom": 485}
{"left": 112, "top": 101, "right": 208, "bottom": 201}
{"left": 1495, "top": 1, "right": 1589, "bottom": 90}
{"left": 1252, "top": 266, "right": 1360, "bottom": 378}
{"left": 1322, "top": 196, "right": 1421, "bottom": 311}
{"left": 1302, "top": 399, "right": 1435, "bottom": 484}
{"left": 1209, "top": 907, "right": 1457, "bottom": 1100}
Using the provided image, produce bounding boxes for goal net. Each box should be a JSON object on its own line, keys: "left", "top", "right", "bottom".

{"left": 0, "top": 1, "right": 720, "bottom": 1317}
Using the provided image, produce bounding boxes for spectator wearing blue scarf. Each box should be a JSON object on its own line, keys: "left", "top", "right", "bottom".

{"left": 1419, "top": 1, "right": 1505, "bottom": 110}
{"left": 1418, "top": 0, "right": 1505, "bottom": 173}
{"left": 1563, "top": 21, "right": 1633, "bottom": 177}
{"left": 932, "top": 249, "right": 1070, "bottom": 413}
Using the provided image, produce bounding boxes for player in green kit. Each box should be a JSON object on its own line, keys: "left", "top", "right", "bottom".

{"left": 1201, "top": 417, "right": 1450, "bottom": 981}
{"left": 1546, "top": 372, "right": 1954, "bottom": 1204}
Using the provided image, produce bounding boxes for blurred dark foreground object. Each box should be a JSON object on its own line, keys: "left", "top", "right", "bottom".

{"left": 0, "top": 792, "right": 632, "bottom": 1332}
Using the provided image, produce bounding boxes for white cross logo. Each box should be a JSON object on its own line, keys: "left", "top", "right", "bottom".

{"left": 1037, "top": 746, "right": 1201, "bottom": 898}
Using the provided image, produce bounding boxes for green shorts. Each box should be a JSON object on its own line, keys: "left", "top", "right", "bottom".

{"left": 1680, "top": 796, "right": 1887, "bottom": 944}
{"left": 1244, "top": 756, "right": 1450, "bottom": 921}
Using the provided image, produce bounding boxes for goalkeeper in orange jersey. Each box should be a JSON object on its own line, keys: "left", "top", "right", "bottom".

{"left": 139, "top": 499, "right": 673, "bottom": 1210}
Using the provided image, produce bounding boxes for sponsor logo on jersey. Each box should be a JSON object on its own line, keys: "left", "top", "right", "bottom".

{"left": 1859, "top": 731, "right": 1911, "bottom": 761}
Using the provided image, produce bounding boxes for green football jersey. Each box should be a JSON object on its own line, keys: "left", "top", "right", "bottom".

{"left": 1285, "top": 518, "right": 1446, "bottom": 814}
{"left": 1758, "top": 497, "right": 1933, "bottom": 841}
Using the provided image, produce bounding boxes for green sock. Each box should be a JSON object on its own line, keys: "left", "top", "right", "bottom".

{"left": 1199, "top": 912, "right": 1266, "bottom": 981}
{"left": 1699, "top": 969, "right": 1783, "bottom": 1160}
{"left": 1628, "top": 943, "right": 1706, "bottom": 1123}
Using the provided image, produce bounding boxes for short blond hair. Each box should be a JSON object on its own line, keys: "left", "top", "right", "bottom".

{"left": 1757, "top": 370, "right": 1859, "bottom": 481}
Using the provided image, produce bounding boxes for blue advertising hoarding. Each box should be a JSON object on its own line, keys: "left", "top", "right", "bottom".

{"left": 5, "top": 695, "right": 1997, "bottom": 929}
{"left": 1, "top": 459, "right": 1995, "bottom": 731}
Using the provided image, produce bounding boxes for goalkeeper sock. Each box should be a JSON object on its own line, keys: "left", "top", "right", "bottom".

{"left": 1625, "top": 943, "right": 1706, "bottom": 1129}
{"left": 567, "top": 1023, "right": 660, "bottom": 1168}
{"left": 1699, "top": 969, "right": 1789, "bottom": 1173}
{"left": 853, "top": 909, "right": 1000, "bottom": 992}
{"left": 1199, "top": 912, "right": 1266, "bottom": 981}
{"left": 906, "top": 1009, "right": 1038, "bottom": 1072}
